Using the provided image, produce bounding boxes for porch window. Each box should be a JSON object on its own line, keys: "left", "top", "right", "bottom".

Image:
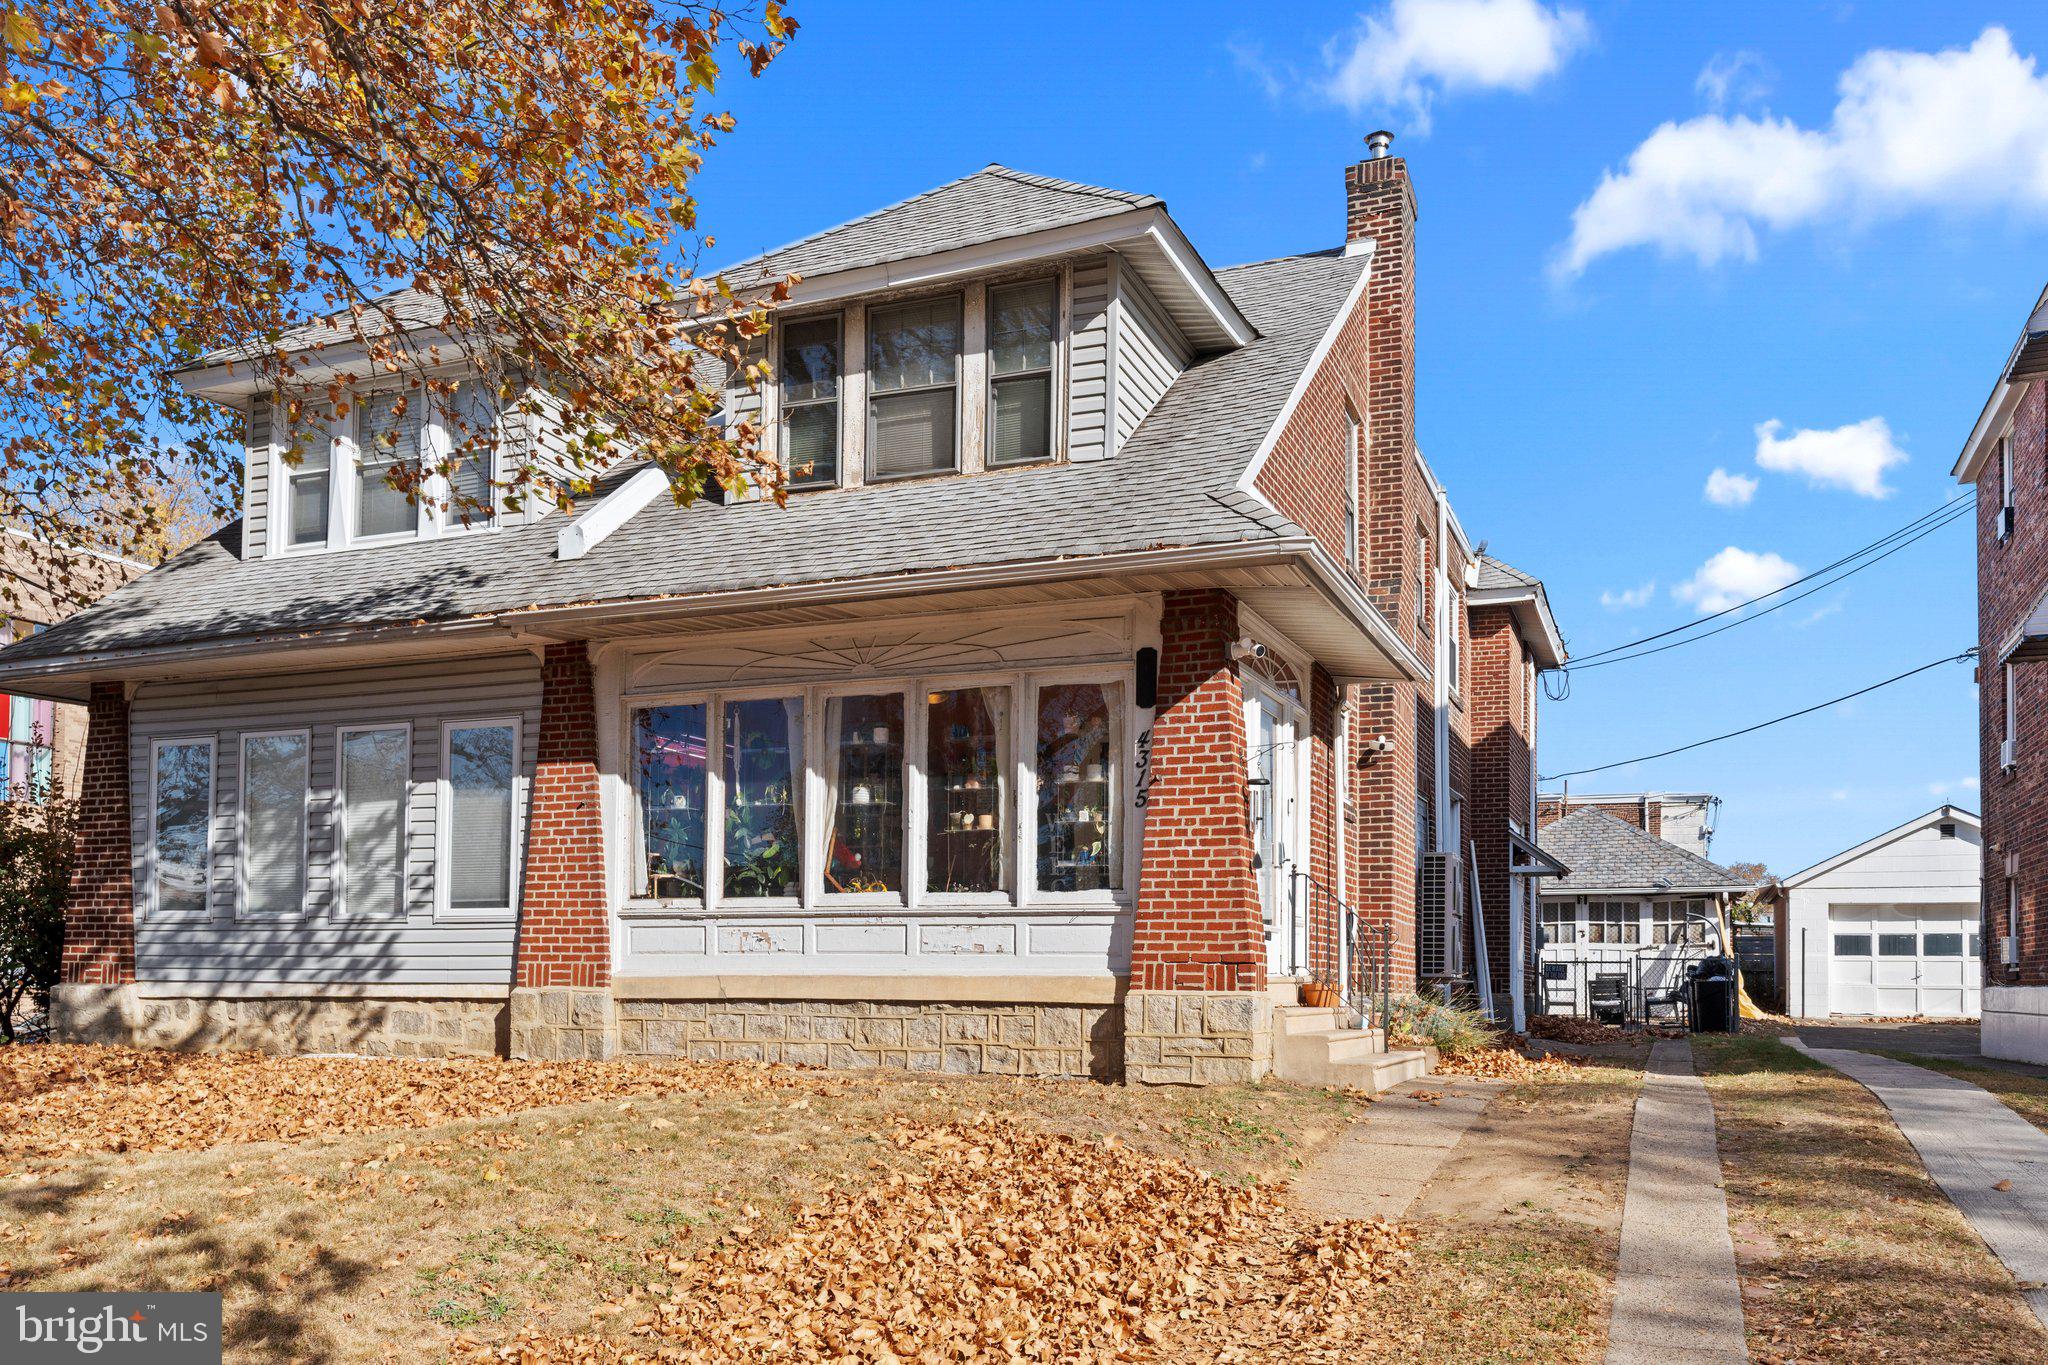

{"left": 1650, "top": 898, "right": 1708, "bottom": 945}
{"left": 285, "top": 402, "right": 332, "bottom": 548}
{"left": 443, "top": 721, "right": 518, "bottom": 912}
{"left": 1036, "top": 682, "right": 1119, "bottom": 892}
{"left": 723, "top": 697, "right": 803, "bottom": 898}
{"left": 867, "top": 295, "right": 960, "bottom": 479}
{"left": 150, "top": 738, "right": 214, "bottom": 917}
{"left": 780, "top": 315, "right": 841, "bottom": 488}
{"left": 634, "top": 704, "right": 707, "bottom": 899}
{"left": 988, "top": 280, "right": 1056, "bottom": 467}
{"left": 355, "top": 389, "right": 422, "bottom": 539}
{"left": 824, "top": 693, "right": 905, "bottom": 894}
{"left": 338, "top": 725, "right": 409, "bottom": 917}
{"left": 1586, "top": 899, "right": 1638, "bottom": 945}
{"left": 1541, "top": 901, "right": 1577, "bottom": 946}
{"left": 926, "top": 686, "right": 1008, "bottom": 893}
{"left": 239, "top": 731, "right": 307, "bottom": 916}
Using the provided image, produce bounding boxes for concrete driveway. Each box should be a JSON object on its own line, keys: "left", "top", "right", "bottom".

{"left": 1795, "top": 1020, "right": 2048, "bottom": 1076}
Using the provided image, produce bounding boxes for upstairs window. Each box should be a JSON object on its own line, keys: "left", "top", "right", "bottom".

{"left": 356, "top": 389, "right": 423, "bottom": 540}
{"left": 1343, "top": 411, "right": 1362, "bottom": 570}
{"left": 2000, "top": 432, "right": 2016, "bottom": 540}
{"left": 868, "top": 295, "right": 961, "bottom": 480}
{"left": 781, "top": 315, "right": 842, "bottom": 489}
{"left": 988, "top": 280, "right": 1056, "bottom": 467}
{"left": 442, "top": 381, "right": 504, "bottom": 529}
{"left": 285, "top": 402, "right": 333, "bottom": 549}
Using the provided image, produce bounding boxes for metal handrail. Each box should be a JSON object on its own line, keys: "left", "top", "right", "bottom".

{"left": 1289, "top": 870, "right": 1393, "bottom": 1029}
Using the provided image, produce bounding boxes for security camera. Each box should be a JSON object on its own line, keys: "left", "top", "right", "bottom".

{"left": 1229, "top": 638, "right": 1268, "bottom": 662}
{"left": 1363, "top": 735, "right": 1395, "bottom": 756}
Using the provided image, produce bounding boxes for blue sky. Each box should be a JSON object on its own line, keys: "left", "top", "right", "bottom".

{"left": 689, "top": 1, "right": 2042, "bottom": 873}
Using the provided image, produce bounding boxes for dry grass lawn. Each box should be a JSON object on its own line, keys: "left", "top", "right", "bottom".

{"left": 1872, "top": 1050, "right": 2048, "bottom": 1135}
{"left": 1695, "top": 1033, "right": 2048, "bottom": 1364}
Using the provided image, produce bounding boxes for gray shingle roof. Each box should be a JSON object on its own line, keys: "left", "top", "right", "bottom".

{"left": 719, "top": 166, "right": 1160, "bottom": 287}
{"left": 1537, "top": 808, "right": 1748, "bottom": 894}
{"left": 1474, "top": 555, "right": 1538, "bottom": 592}
{"left": 0, "top": 250, "right": 1362, "bottom": 670}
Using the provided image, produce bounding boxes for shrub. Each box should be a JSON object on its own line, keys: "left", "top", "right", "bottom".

{"left": 0, "top": 797, "right": 76, "bottom": 1044}
{"left": 1383, "top": 992, "right": 1495, "bottom": 1056}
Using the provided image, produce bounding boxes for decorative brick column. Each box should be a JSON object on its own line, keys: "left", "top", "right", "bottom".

{"left": 509, "top": 641, "right": 616, "bottom": 1059}
{"left": 53, "top": 681, "right": 139, "bottom": 1043}
{"left": 1125, "top": 590, "right": 1271, "bottom": 1084}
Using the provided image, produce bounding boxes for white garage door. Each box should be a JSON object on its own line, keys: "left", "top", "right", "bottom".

{"left": 1829, "top": 906, "right": 1982, "bottom": 1018}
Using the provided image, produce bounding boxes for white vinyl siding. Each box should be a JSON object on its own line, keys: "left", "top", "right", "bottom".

{"left": 1111, "top": 262, "right": 1192, "bottom": 451}
{"left": 127, "top": 655, "right": 541, "bottom": 985}
{"left": 1065, "top": 257, "right": 1112, "bottom": 463}
{"left": 242, "top": 397, "right": 273, "bottom": 560}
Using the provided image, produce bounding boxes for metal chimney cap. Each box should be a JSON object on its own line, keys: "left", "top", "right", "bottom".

{"left": 1365, "top": 130, "right": 1395, "bottom": 158}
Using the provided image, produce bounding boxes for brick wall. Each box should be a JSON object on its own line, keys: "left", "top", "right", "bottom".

{"left": 61, "top": 682, "right": 133, "bottom": 985}
{"left": 1537, "top": 795, "right": 1661, "bottom": 840}
{"left": 1129, "top": 590, "right": 1264, "bottom": 993}
{"left": 513, "top": 641, "right": 611, "bottom": 990}
{"left": 1468, "top": 605, "right": 1532, "bottom": 1000}
{"left": 1980, "top": 378, "right": 2048, "bottom": 987}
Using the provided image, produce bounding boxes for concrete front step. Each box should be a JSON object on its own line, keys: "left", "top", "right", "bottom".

{"left": 1273, "top": 1007, "right": 1430, "bottom": 1091}
{"left": 1275, "top": 1004, "right": 1344, "bottom": 1036}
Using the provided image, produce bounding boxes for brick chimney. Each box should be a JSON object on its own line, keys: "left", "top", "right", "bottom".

{"left": 1344, "top": 132, "right": 1417, "bottom": 628}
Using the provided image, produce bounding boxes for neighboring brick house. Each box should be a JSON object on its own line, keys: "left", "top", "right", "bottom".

{"left": 1954, "top": 285, "right": 2048, "bottom": 1062}
{"left": 0, "top": 530, "right": 145, "bottom": 802}
{"left": 1536, "top": 791, "right": 1721, "bottom": 859}
{"left": 0, "top": 141, "right": 1566, "bottom": 1084}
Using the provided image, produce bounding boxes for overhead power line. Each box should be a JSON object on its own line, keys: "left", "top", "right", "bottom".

{"left": 1566, "top": 499, "right": 1975, "bottom": 673}
{"left": 1564, "top": 490, "right": 1977, "bottom": 669}
{"left": 1539, "top": 648, "right": 1978, "bottom": 782}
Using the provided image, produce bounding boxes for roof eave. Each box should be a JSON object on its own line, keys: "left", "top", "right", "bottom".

{"left": 1468, "top": 584, "right": 1568, "bottom": 669}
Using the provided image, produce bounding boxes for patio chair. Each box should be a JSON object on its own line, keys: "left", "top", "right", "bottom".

{"left": 1589, "top": 972, "right": 1628, "bottom": 1025}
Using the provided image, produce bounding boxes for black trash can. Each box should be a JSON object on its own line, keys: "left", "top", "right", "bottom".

{"left": 1689, "top": 956, "right": 1738, "bottom": 1033}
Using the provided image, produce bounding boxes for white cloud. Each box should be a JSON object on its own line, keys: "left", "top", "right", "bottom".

{"left": 1560, "top": 27, "right": 2048, "bottom": 273}
{"left": 1673, "top": 546, "right": 1801, "bottom": 614}
{"left": 1704, "top": 467, "right": 1759, "bottom": 507}
{"left": 1828, "top": 788, "right": 1850, "bottom": 801}
{"left": 1323, "top": 0, "right": 1590, "bottom": 132}
{"left": 1600, "top": 580, "right": 1655, "bottom": 610}
{"left": 1754, "top": 416, "right": 1907, "bottom": 498}
{"left": 1696, "top": 51, "right": 1772, "bottom": 111}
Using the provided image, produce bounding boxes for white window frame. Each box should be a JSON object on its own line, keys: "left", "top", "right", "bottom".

{"left": 435, "top": 716, "right": 523, "bottom": 921}
{"left": 1540, "top": 899, "right": 1578, "bottom": 946}
{"left": 814, "top": 681, "right": 913, "bottom": 908}
{"left": 714, "top": 686, "right": 808, "bottom": 910}
{"left": 432, "top": 379, "right": 507, "bottom": 535}
{"left": 272, "top": 400, "right": 342, "bottom": 556}
{"left": 984, "top": 277, "right": 1061, "bottom": 470}
{"left": 146, "top": 736, "right": 215, "bottom": 921}
{"left": 235, "top": 728, "right": 310, "bottom": 919}
{"left": 1025, "top": 667, "right": 1132, "bottom": 904}
{"left": 334, "top": 721, "right": 413, "bottom": 921}
{"left": 2005, "top": 661, "right": 2020, "bottom": 771}
{"left": 627, "top": 693, "right": 713, "bottom": 909}
{"left": 344, "top": 388, "right": 432, "bottom": 549}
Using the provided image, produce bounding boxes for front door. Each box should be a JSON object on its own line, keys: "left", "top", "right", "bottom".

{"left": 1246, "top": 684, "right": 1303, "bottom": 977}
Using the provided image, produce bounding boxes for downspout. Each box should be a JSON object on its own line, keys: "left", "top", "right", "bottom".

{"left": 1432, "top": 485, "right": 1451, "bottom": 854}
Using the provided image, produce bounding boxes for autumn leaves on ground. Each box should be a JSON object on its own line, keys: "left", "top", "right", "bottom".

{"left": 0, "top": 1043, "right": 1629, "bottom": 1362}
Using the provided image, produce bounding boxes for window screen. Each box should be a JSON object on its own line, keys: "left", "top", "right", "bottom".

{"left": 781, "top": 316, "right": 840, "bottom": 488}
{"left": 867, "top": 296, "right": 960, "bottom": 479}
{"left": 241, "top": 733, "right": 307, "bottom": 915}
{"left": 340, "top": 728, "right": 409, "bottom": 915}
{"left": 287, "top": 402, "right": 332, "bottom": 547}
{"left": 356, "top": 389, "right": 420, "bottom": 538}
{"left": 445, "top": 381, "right": 500, "bottom": 526}
{"left": 446, "top": 724, "right": 516, "bottom": 910}
{"left": 1833, "top": 934, "right": 1872, "bottom": 956}
{"left": 988, "top": 280, "right": 1055, "bottom": 467}
{"left": 152, "top": 740, "right": 213, "bottom": 916}
{"left": 1878, "top": 933, "right": 1917, "bottom": 956}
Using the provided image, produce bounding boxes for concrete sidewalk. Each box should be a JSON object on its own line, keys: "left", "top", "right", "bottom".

{"left": 1790, "top": 1038, "right": 2048, "bottom": 1331}
{"left": 1292, "top": 1076, "right": 1506, "bottom": 1222}
{"left": 1606, "top": 1038, "right": 1747, "bottom": 1365}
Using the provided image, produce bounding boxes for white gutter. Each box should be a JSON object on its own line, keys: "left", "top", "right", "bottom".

{"left": 558, "top": 466, "right": 669, "bottom": 561}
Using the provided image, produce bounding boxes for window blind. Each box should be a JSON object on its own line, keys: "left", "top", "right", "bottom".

{"left": 446, "top": 724, "right": 516, "bottom": 910}
{"left": 867, "top": 296, "right": 959, "bottom": 478}
{"left": 870, "top": 389, "right": 955, "bottom": 478}
{"left": 357, "top": 389, "right": 421, "bottom": 537}
{"left": 289, "top": 403, "right": 332, "bottom": 547}
{"left": 341, "top": 728, "right": 408, "bottom": 915}
{"left": 242, "top": 733, "right": 307, "bottom": 915}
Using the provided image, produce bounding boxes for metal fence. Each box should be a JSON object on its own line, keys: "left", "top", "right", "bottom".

{"left": 1536, "top": 947, "right": 1717, "bottom": 1027}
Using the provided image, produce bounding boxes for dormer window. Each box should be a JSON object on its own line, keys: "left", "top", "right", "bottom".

{"left": 356, "top": 389, "right": 424, "bottom": 540}
{"left": 868, "top": 295, "right": 961, "bottom": 480}
{"left": 780, "top": 315, "right": 841, "bottom": 490}
{"left": 988, "top": 279, "right": 1056, "bottom": 467}
{"left": 443, "top": 381, "right": 503, "bottom": 529}
{"left": 285, "top": 403, "right": 333, "bottom": 550}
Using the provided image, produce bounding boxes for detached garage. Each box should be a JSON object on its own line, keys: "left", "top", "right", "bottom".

{"left": 1775, "top": 806, "right": 1983, "bottom": 1019}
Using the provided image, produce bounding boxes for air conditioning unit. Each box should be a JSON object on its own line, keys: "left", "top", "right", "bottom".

{"left": 1417, "top": 851, "right": 1464, "bottom": 978}
{"left": 2001, "top": 935, "right": 2020, "bottom": 967}
{"left": 2002, "top": 736, "right": 2017, "bottom": 772}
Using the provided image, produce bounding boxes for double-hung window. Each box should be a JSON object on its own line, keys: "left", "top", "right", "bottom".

{"left": 239, "top": 731, "right": 308, "bottom": 916}
{"left": 338, "top": 725, "right": 410, "bottom": 917}
{"left": 988, "top": 280, "right": 1056, "bottom": 467}
{"left": 442, "top": 381, "right": 503, "bottom": 529}
{"left": 867, "top": 295, "right": 961, "bottom": 479}
{"left": 150, "top": 738, "right": 214, "bottom": 918}
{"left": 285, "top": 401, "right": 334, "bottom": 549}
{"left": 355, "top": 389, "right": 423, "bottom": 540}
{"left": 780, "top": 316, "right": 841, "bottom": 489}
{"left": 441, "top": 720, "right": 519, "bottom": 914}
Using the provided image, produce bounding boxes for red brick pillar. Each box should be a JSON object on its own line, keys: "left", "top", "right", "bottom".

{"left": 510, "top": 641, "right": 615, "bottom": 1058}
{"left": 1125, "top": 591, "right": 1269, "bottom": 1083}
{"left": 53, "top": 682, "right": 137, "bottom": 1043}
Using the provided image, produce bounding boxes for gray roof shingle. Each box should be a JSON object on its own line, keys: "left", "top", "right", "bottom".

{"left": 1474, "top": 555, "right": 1538, "bottom": 592}
{"left": 0, "top": 250, "right": 1364, "bottom": 670}
{"left": 719, "top": 166, "right": 1159, "bottom": 287}
{"left": 1537, "top": 808, "right": 1748, "bottom": 894}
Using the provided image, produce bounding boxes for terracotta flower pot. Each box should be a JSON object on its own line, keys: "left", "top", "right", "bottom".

{"left": 1301, "top": 982, "right": 1340, "bottom": 1009}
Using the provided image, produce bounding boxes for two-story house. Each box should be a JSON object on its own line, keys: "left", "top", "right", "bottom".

{"left": 1955, "top": 285, "right": 2048, "bottom": 1062}
{"left": 0, "top": 142, "right": 1565, "bottom": 1084}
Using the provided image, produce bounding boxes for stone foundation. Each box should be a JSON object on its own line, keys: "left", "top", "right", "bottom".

{"left": 617, "top": 997, "right": 1123, "bottom": 1079}
{"left": 509, "top": 986, "right": 618, "bottom": 1060}
{"left": 52, "top": 984, "right": 506, "bottom": 1057}
{"left": 1121, "top": 990, "right": 1272, "bottom": 1085}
